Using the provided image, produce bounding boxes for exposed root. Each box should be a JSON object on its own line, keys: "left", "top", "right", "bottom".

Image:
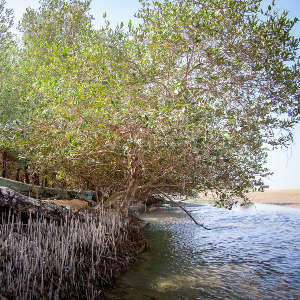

{"left": 0, "top": 209, "right": 147, "bottom": 299}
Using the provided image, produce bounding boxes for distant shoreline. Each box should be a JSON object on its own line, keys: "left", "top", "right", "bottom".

{"left": 248, "top": 188, "right": 300, "bottom": 208}
{"left": 42, "top": 189, "right": 300, "bottom": 210}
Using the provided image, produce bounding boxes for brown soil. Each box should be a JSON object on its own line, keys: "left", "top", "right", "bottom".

{"left": 42, "top": 198, "right": 88, "bottom": 211}
{"left": 247, "top": 189, "right": 300, "bottom": 208}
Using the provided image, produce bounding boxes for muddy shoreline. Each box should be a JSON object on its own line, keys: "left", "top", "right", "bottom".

{"left": 0, "top": 192, "right": 148, "bottom": 299}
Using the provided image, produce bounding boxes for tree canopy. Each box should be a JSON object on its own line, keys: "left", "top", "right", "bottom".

{"left": 0, "top": 0, "right": 18, "bottom": 131}
{"left": 0, "top": 0, "right": 299, "bottom": 208}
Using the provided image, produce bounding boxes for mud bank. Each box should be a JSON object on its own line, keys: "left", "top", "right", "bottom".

{"left": 0, "top": 199, "right": 147, "bottom": 299}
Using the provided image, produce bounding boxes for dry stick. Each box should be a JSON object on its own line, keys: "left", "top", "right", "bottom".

{"left": 155, "top": 189, "right": 211, "bottom": 230}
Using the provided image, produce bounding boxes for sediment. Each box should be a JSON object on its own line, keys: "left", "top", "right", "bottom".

{"left": 0, "top": 188, "right": 148, "bottom": 299}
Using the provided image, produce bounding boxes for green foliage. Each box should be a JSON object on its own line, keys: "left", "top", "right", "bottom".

{"left": 0, "top": 0, "right": 19, "bottom": 149}
{"left": 0, "top": 0, "right": 299, "bottom": 208}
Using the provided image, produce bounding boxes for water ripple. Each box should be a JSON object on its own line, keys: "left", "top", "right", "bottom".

{"left": 108, "top": 203, "right": 300, "bottom": 300}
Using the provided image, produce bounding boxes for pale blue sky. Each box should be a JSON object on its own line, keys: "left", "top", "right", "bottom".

{"left": 5, "top": 0, "right": 300, "bottom": 189}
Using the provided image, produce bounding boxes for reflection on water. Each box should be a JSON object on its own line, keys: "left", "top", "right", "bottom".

{"left": 107, "top": 203, "right": 300, "bottom": 300}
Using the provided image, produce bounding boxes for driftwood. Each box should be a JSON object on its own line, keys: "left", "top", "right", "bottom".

{"left": 0, "top": 187, "right": 143, "bottom": 224}
{"left": 0, "top": 176, "right": 95, "bottom": 202}
{"left": 0, "top": 187, "right": 75, "bottom": 222}
{"left": 156, "top": 189, "right": 211, "bottom": 230}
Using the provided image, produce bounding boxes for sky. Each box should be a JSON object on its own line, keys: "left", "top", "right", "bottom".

{"left": 4, "top": 0, "right": 300, "bottom": 189}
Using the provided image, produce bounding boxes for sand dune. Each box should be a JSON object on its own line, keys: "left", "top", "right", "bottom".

{"left": 248, "top": 189, "right": 300, "bottom": 208}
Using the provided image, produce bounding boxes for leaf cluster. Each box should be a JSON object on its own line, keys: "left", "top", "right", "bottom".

{"left": 0, "top": 0, "right": 299, "bottom": 208}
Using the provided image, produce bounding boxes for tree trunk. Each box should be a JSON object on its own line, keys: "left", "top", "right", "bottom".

{"left": 2, "top": 151, "right": 7, "bottom": 178}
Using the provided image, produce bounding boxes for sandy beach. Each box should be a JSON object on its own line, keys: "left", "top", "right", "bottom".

{"left": 248, "top": 188, "right": 300, "bottom": 208}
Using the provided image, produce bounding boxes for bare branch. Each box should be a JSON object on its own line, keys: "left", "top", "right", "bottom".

{"left": 155, "top": 188, "right": 211, "bottom": 230}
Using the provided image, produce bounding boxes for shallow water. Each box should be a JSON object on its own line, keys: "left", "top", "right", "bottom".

{"left": 107, "top": 203, "right": 300, "bottom": 300}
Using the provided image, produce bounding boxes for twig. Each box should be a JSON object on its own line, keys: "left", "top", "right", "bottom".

{"left": 155, "top": 188, "right": 211, "bottom": 230}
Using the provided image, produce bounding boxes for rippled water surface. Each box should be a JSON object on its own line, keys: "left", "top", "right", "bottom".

{"left": 108, "top": 203, "right": 300, "bottom": 300}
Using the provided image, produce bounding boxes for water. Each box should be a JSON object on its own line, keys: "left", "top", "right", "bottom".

{"left": 107, "top": 203, "right": 300, "bottom": 300}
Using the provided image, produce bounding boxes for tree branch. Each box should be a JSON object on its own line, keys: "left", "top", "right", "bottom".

{"left": 155, "top": 188, "right": 210, "bottom": 230}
